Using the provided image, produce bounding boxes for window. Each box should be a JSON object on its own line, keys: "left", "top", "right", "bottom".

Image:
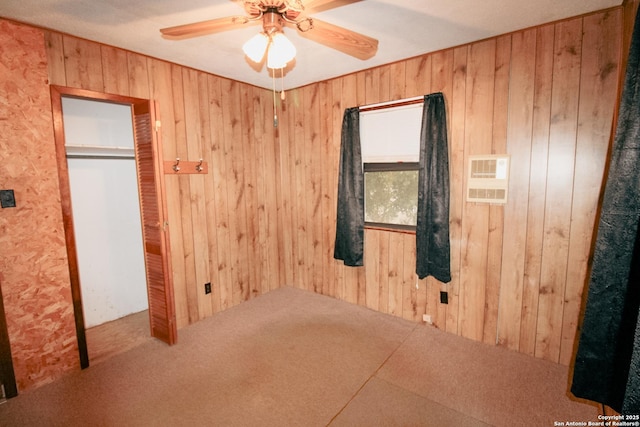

{"left": 360, "top": 102, "right": 423, "bottom": 230}
{"left": 364, "top": 162, "right": 419, "bottom": 229}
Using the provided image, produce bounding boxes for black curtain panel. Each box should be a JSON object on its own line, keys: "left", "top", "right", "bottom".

{"left": 571, "top": 7, "right": 640, "bottom": 414}
{"left": 333, "top": 107, "right": 364, "bottom": 266}
{"left": 416, "top": 93, "right": 451, "bottom": 283}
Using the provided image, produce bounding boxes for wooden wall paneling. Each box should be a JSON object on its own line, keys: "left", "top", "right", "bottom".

{"left": 236, "top": 82, "right": 251, "bottom": 302}
{"left": 305, "top": 84, "right": 324, "bottom": 294}
{"left": 127, "top": 53, "right": 150, "bottom": 99}
{"left": 287, "top": 87, "right": 301, "bottom": 289}
{"left": 267, "top": 88, "right": 281, "bottom": 294}
{"left": 170, "top": 63, "right": 199, "bottom": 325}
{"left": 292, "top": 87, "right": 309, "bottom": 289}
{"left": 100, "top": 46, "right": 129, "bottom": 96}
{"left": 483, "top": 34, "right": 511, "bottom": 345}
{"left": 404, "top": 56, "right": 429, "bottom": 97}
{"left": 207, "top": 75, "right": 233, "bottom": 311}
{"left": 448, "top": 46, "right": 469, "bottom": 335}
{"left": 197, "top": 72, "right": 221, "bottom": 314}
{"left": 330, "top": 78, "right": 345, "bottom": 300}
{"left": 388, "top": 232, "right": 404, "bottom": 317}
{"left": 389, "top": 61, "right": 406, "bottom": 101}
{"left": 253, "top": 87, "right": 266, "bottom": 295}
{"left": 270, "top": 89, "right": 285, "bottom": 293}
{"left": 519, "top": 24, "right": 554, "bottom": 356}
{"left": 44, "top": 31, "right": 66, "bottom": 86}
{"left": 318, "top": 81, "right": 334, "bottom": 296}
{"left": 364, "top": 68, "right": 380, "bottom": 104}
{"left": 378, "top": 64, "right": 391, "bottom": 102}
{"left": 223, "top": 80, "right": 250, "bottom": 305}
{"left": 377, "top": 231, "right": 390, "bottom": 314}
{"left": 535, "top": 18, "right": 583, "bottom": 363}
{"left": 300, "top": 84, "right": 313, "bottom": 293}
{"left": 401, "top": 233, "right": 417, "bottom": 321}
{"left": 312, "top": 82, "right": 325, "bottom": 296}
{"left": 559, "top": 9, "right": 622, "bottom": 365}
{"left": 364, "top": 230, "right": 380, "bottom": 310}
{"left": 253, "top": 87, "right": 273, "bottom": 295}
{"left": 258, "top": 85, "right": 278, "bottom": 295}
{"left": 268, "top": 88, "right": 285, "bottom": 293}
{"left": 62, "top": 36, "right": 104, "bottom": 91}
{"left": 414, "top": 281, "right": 427, "bottom": 324}
{"left": 458, "top": 40, "right": 495, "bottom": 342}
{"left": 277, "top": 86, "right": 295, "bottom": 287}
{"left": 497, "top": 29, "right": 536, "bottom": 351}
{"left": 283, "top": 88, "right": 296, "bottom": 287}
{"left": 182, "top": 68, "right": 212, "bottom": 318}
{"left": 239, "top": 83, "right": 259, "bottom": 299}
{"left": 270, "top": 90, "right": 284, "bottom": 293}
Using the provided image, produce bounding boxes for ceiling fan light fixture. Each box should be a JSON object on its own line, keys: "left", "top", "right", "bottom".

{"left": 242, "top": 32, "right": 269, "bottom": 63}
{"left": 266, "top": 32, "right": 296, "bottom": 69}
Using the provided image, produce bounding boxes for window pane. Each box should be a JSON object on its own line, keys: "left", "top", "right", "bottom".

{"left": 365, "top": 170, "right": 418, "bottom": 226}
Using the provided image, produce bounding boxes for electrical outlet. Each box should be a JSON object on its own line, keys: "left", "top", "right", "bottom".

{"left": 440, "top": 291, "right": 448, "bottom": 304}
{"left": 204, "top": 282, "right": 211, "bottom": 294}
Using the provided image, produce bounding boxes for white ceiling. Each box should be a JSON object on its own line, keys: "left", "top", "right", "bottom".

{"left": 0, "top": 0, "right": 622, "bottom": 90}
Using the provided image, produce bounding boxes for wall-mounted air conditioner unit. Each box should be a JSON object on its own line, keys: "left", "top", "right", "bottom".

{"left": 466, "top": 155, "right": 510, "bottom": 204}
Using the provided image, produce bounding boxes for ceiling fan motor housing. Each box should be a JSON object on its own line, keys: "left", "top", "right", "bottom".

{"left": 263, "top": 8, "right": 285, "bottom": 34}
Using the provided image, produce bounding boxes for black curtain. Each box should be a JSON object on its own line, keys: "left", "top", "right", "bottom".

{"left": 333, "top": 107, "right": 364, "bottom": 266}
{"left": 571, "top": 7, "right": 640, "bottom": 414}
{"left": 416, "top": 93, "right": 451, "bottom": 282}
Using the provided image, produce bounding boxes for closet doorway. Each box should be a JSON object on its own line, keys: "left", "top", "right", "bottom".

{"left": 63, "top": 96, "right": 150, "bottom": 363}
{"left": 50, "top": 86, "right": 177, "bottom": 368}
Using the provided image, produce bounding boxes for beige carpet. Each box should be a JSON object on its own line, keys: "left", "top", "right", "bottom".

{"left": 0, "top": 286, "right": 598, "bottom": 426}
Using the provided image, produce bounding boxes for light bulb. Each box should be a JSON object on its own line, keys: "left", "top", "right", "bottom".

{"left": 267, "top": 32, "right": 296, "bottom": 69}
{"left": 242, "top": 33, "right": 269, "bottom": 63}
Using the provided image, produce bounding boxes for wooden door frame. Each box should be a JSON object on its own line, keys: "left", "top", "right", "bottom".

{"left": 49, "top": 86, "right": 177, "bottom": 368}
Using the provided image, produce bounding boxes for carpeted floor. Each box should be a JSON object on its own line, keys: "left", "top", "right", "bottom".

{"left": 0, "top": 286, "right": 599, "bottom": 426}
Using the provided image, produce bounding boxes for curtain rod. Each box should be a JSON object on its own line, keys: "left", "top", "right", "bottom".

{"left": 358, "top": 96, "right": 424, "bottom": 113}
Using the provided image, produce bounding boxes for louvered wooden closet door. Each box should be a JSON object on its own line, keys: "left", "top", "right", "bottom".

{"left": 132, "top": 100, "right": 177, "bottom": 345}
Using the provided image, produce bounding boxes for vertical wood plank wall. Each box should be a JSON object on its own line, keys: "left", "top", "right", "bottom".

{"left": 279, "top": 8, "right": 622, "bottom": 366}
{"left": 36, "top": 6, "right": 622, "bottom": 368}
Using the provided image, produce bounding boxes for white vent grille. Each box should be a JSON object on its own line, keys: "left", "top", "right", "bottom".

{"left": 466, "top": 155, "right": 510, "bottom": 204}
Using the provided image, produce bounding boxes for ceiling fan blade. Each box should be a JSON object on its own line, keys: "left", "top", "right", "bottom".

{"left": 160, "top": 16, "right": 255, "bottom": 40}
{"left": 298, "top": 18, "right": 378, "bottom": 60}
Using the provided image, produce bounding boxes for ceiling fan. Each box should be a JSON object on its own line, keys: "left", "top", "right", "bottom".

{"left": 160, "top": 0, "right": 379, "bottom": 69}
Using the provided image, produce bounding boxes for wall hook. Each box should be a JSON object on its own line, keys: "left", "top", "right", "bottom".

{"left": 173, "top": 158, "right": 180, "bottom": 172}
{"left": 196, "top": 159, "right": 204, "bottom": 172}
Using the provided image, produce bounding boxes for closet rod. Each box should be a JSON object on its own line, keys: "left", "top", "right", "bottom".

{"left": 65, "top": 145, "right": 135, "bottom": 160}
{"left": 66, "top": 154, "right": 135, "bottom": 160}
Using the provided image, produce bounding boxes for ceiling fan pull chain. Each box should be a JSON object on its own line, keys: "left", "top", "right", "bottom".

{"left": 280, "top": 67, "right": 286, "bottom": 101}
{"left": 272, "top": 71, "right": 278, "bottom": 128}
